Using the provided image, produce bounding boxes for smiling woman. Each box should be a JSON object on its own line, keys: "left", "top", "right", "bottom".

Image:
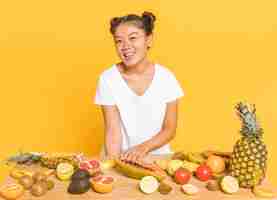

{"left": 94, "top": 11, "right": 184, "bottom": 164}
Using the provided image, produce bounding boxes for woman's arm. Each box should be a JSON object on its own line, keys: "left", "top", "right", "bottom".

{"left": 121, "top": 100, "right": 178, "bottom": 162}
{"left": 144, "top": 100, "right": 178, "bottom": 151}
{"left": 101, "top": 105, "right": 122, "bottom": 158}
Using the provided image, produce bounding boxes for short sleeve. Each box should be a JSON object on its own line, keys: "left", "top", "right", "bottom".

{"left": 94, "top": 75, "right": 116, "bottom": 105}
{"left": 164, "top": 71, "right": 184, "bottom": 103}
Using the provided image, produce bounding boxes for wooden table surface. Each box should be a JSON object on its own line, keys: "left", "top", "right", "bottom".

{"left": 2, "top": 154, "right": 277, "bottom": 200}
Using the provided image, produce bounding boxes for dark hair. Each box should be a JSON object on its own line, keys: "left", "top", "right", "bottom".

{"left": 110, "top": 11, "right": 156, "bottom": 36}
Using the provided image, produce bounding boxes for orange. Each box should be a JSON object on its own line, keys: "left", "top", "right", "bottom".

{"left": 90, "top": 176, "right": 114, "bottom": 193}
{"left": 206, "top": 155, "right": 225, "bottom": 174}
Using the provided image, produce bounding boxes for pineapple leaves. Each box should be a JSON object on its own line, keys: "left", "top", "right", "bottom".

{"left": 235, "top": 102, "right": 262, "bottom": 137}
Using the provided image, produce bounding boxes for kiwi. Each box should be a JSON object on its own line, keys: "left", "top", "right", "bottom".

{"left": 33, "top": 172, "right": 47, "bottom": 183}
{"left": 36, "top": 181, "right": 48, "bottom": 191}
{"left": 206, "top": 180, "right": 220, "bottom": 191}
{"left": 158, "top": 182, "right": 172, "bottom": 195}
{"left": 31, "top": 182, "right": 47, "bottom": 196}
{"left": 19, "top": 175, "right": 34, "bottom": 189}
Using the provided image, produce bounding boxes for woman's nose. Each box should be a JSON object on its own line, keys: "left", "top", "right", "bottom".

{"left": 121, "top": 40, "right": 132, "bottom": 49}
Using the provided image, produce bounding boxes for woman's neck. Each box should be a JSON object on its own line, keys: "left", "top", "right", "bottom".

{"left": 118, "top": 59, "right": 153, "bottom": 75}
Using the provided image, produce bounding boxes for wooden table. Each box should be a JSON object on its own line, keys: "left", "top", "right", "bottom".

{"left": 2, "top": 155, "right": 277, "bottom": 200}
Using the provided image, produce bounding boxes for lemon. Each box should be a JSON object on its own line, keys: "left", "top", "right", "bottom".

{"left": 56, "top": 163, "right": 74, "bottom": 181}
{"left": 100, "top": 159, "right": 115, "bottom": 170}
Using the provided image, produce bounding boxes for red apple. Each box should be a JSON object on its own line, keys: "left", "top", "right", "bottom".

{"left": 174, "top": 168, "right": 191, "bottom": 185}
{"left": 195, "top": 165, "right": 212, "bottom": 181}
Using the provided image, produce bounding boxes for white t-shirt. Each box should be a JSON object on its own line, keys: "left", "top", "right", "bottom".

{"left": 94, "top": 63, "right": 184, "bottom": 155}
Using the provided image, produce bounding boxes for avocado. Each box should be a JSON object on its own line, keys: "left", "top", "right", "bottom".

{"left": 68, "top": 179, "right": 91, "bottom": 194}
{"left": 71, "top": 169, "right": 90, "bottom": 180}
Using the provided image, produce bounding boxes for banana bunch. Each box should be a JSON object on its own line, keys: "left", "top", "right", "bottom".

{"left": 182, "top": 160, "right": 199, "bottom": 172}
{"left": 186, "top": 152, "right": 206, "bottom": 164}
{"left": 165, "top": 152, "right": 204, "bottom": 174}
{"left": 172, "top": 151, "right": 206, "bottom": 164}
{"left": 170, "top": 150, "right": 232, "bottom": 175}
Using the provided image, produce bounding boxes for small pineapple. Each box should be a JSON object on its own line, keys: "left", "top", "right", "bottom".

{"left": 230, "top": 102, "right": 268, "bottom": 188}
{"left": 40, "top": 153, "right": 79, "bottom": 169}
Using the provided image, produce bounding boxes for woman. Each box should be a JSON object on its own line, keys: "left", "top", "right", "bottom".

{"left": 94, "top": 11, "right": 184, "bottom": 164}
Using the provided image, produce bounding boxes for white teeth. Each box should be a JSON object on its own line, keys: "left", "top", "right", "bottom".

{"left": 123, "top": 53, "right": 135, "bottom": 58}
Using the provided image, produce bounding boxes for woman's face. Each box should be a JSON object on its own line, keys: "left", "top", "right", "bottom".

{"left": 113, "top": 23, "right": 152, "bottom": 67}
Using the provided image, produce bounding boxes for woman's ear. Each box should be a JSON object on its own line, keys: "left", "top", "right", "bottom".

{"left": 146, "top": 34, "right": 153, "bottom": 49}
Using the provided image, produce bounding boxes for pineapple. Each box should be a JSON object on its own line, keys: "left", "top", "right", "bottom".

{"left": 40, "top": 153, "right": 80, "bottom": 169}
{"left": 230, "top": 102, "right": 268, "bottom": 188}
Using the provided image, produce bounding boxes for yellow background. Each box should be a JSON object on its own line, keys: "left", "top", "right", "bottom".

{"left": 1, "top": 1, "right": 276, "bottom": 185}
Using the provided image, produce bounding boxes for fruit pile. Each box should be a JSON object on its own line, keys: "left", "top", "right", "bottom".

{"left": 0, "top": 152, "right": 118, "bottom": 199}
{"left": 154, "top": 150, "right": 235, "bottom": 195}
{"left": 153, "top": 149, "right": 275, "bottom": 198}
{"left": 0, "top": 168, "right": 55, "bottom": 199}
{"left": 0, "top": 150, "right": 275, "bottom": 199}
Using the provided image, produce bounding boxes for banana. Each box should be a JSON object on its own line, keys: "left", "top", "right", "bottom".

{"left": 202, "top": 150, "right": 232, "bottom": 159}
{"left": 171, "top": 152, "right": 188, "bottom": 160}
{"left": 182, "top": 160, "right": 199, "bottom": 172}
{"left": 167, "top": 160, "right": 184, "bottom": 175}
{"left": 154, "top": 159, "right": 169, "bottom": 170}
{"left": 186, "top": 152, "right": 206, "bottom": 164}
{"left": 252, "top": 186, "right": 276, "bottom": 198}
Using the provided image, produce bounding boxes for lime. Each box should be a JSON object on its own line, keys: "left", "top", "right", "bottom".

{"left": 139, "top": 176, "right": 159, "bottom": 194}
{"left": 220, "top": 176, "right": 239, "bottom": 194}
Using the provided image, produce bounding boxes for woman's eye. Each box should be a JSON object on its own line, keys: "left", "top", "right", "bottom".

{"left": 130, "top": 37, "right": 137, "bottom": 40}
{"left": 115, "top": 40, "right": 122, "bottom": 44}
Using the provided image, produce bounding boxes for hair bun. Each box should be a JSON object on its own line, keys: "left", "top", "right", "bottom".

{"left": 110, "top": 17, "right": 121, "bottom": 27}
{"left": 142, "top": 11, "right": 156, "bottom": 23}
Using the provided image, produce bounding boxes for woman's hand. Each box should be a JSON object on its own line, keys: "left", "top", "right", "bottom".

{"left": 120, "top": 143, "right": 150, "bottom": 164}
